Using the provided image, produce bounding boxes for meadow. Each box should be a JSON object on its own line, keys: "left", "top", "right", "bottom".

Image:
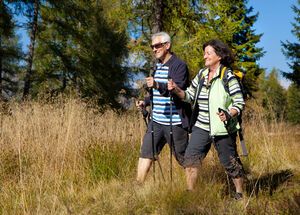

{"left": 0, "top": 97, "right": 299, "bottom": 214}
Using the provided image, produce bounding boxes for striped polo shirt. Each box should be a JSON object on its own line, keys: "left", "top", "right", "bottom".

{"left": 152, "top": 63, "right": 181, "bottom": 125}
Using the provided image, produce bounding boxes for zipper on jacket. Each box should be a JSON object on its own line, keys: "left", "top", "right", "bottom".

{"left": 208, "top": 75, "right": 219, "bottom": 139}
{"left": 208, "top": 77, "right": 212, "bottom": 138}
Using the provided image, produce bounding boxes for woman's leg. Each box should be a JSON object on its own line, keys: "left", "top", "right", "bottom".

{"left": 184, "top": 127, "right": 211, "bottom": 191}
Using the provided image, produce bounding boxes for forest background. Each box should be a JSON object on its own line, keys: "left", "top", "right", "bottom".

{"left": 0, "top": 0, "right": 299, "bottom": 214}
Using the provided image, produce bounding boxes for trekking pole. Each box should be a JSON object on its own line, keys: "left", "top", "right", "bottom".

{"left": 150, "top": 73, "right": 156, "bottom": 183}
{"left": 148, "top": 69, "right": 166, "bottom": 182}
{"left": 218, "top": 108, "right": 248, "bottom": 156}
{"left": 169, "top": 83, "right": 173, "bottom": 183}
{"left": 238, "top": 127, "right": 248, "bottom": 156}
{"left": 138, "top": 99, "right": 165, "bottom": 181}
{"left": 141, "top": 108, "right": 148, "bottom": 127}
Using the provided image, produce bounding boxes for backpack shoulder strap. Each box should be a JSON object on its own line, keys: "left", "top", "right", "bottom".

{"left": 220, "top": 66, "right": 228, "bottom": 81}
{"left": 192, "top": 69, "right": 205, "bottom": 109}
{"left": 220, "top": 66, "right": 231, "bottom": 93}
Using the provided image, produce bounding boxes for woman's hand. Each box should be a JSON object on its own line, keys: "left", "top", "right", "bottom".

{"left": 168, "top": 79, "right": 177, "bottom": 91}
{"left": 217, "top": 108, "right": 238, "bottom": 122}
{"left": 217, "top": 111, "right": 228, "bottom": 122}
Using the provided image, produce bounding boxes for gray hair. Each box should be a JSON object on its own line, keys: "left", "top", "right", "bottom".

{"left": 151, "top": 32, "right": 171, "bottom": 44}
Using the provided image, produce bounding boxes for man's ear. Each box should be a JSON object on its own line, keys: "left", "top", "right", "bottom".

{"left": 166, "top": 42, "right": 171, "bottom": 51}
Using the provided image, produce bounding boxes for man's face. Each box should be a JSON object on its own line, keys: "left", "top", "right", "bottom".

{"left": 204, "top": 45, "right": 221, "bottom": 68}
{"left": 151, "top": 36, "right": 170, "bottom": 61}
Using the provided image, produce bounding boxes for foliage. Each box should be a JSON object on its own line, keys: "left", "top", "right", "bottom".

{"left": 0, "top": 1, "right": 23, "bottom": 100}
{"left": 85, "top": 143, "right": 138, "bottom": 182}
{"left": 124, "top": 0, "right": 264, "bottom": 98}
{"left": 260, "top": 68, "right": 287, "bottom": 120}
{"left": 262, "top": 0, "right": 300, "bottom": 124}
{"left": 32, "top": 0, "right": 129, "bottom": 108}
{"left": 286, "top": 83, "right": 300, "bottom": 124}
{"left": 281, "top": 0, "right": 300, "bottom": 86}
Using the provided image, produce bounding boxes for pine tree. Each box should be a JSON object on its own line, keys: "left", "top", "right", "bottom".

{"left": 261, "top": 68, "right": 287, "bottom": 120}
{"left": 33, "top": 0, "right": 129, "bottom": 108}
{"left": 0, "top": 1, "right": 23, "bottom": 100}
{"left": 194, "top": 0, "right": 264, "bottom": 96}
{"left": 281, "top": 0, "right": 300, "bottom": 87}
{"left": 286, "top": 83, "right": 300, "bottom": 124}
{"left": 124, "top": 0, "right": 264, "bottom": 97}
{"left": 23, "top": 0, "right": 40, "bottom": 99}
{"left": 123, "top": 0, "right": 207, "bottom": 73}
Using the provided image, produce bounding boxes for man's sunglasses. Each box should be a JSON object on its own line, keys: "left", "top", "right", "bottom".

{"left": 150, "top": 42, "right": 168, "bottom": 50}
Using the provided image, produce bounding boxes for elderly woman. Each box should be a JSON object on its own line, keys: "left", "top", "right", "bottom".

{"left": 168, "top": 39, "right": 245, "bottom": 200}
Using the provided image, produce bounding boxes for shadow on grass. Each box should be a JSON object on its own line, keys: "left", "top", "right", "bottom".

{"left": 245, "top": 169, "right": 293, "bottom": 196}
{"left": 222, "top": 169, "right": 294, "bottom": 199}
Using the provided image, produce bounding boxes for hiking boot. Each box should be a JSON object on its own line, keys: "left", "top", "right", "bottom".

{"left": 234, "top": 192, "right": 243, "bottom": 201}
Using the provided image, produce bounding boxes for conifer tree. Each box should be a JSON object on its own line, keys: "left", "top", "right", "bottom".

{"left": 281, "top": 0, "right": 300, "bottom": 124}
{"left": 0, "top": 1, "right": 23, "bottom": 100}
{"left": 189, "top": 0, "right": 264, "bottom": 95}
{"left": 281, "top": 0, "right": 300, "bottom": 87}
{"left": 124, "top": 0, "right": 264, "bottom": 97}
{"left": 286, "top": 83, "right": 300, "bottom": 124}
{"left": 261, "top": 68, "right": 287, "bottom": 120}
{"left": 33, "top": 0, "right": 129, "bottom": 108}
{"left": 22, "top": 0, "right": 40, "bottom": 99}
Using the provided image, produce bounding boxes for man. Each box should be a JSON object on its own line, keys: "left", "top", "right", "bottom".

{"left": 136, "top": 31, "right": 191, "bottom": 183}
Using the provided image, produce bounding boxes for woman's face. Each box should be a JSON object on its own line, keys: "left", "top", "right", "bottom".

{"left": 204, "top": 45, "right": 221, "bottom": 68}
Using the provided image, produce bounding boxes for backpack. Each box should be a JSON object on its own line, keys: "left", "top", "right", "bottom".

{"left": 220, "top": 66, "right": 248, "bottom": 156}
{"left": 220, "top": 66, "right": 247, "bottom": 100}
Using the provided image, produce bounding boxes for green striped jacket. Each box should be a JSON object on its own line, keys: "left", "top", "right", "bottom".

{"left": 184, "top": 66, "right": 245, "bottom": 136}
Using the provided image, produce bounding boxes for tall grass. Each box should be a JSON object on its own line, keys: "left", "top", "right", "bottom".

{"left": 0, "top": 97, "right": 298, "bottom": 214}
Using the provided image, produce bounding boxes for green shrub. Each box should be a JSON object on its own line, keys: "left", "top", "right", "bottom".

{"left": 85, "top": 142, "right": 138, "bottom": 182}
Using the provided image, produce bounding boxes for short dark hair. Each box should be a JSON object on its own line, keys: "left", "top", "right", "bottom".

{"left": 203, "top": 39, "right": 235, "bottom": 67}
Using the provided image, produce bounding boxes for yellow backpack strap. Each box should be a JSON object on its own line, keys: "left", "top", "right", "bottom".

{"left": 220, "top": 66, "right": 227, "bottom": 80}
{"left": 233, "top": 70, "right": 244, "bottom": 80}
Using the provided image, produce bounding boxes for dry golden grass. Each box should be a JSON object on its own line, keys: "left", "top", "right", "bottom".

{"left": 0, "top": 97, "right": 298, "bottom": 214}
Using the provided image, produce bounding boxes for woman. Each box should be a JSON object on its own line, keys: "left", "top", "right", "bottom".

{"left": 168, "top": 39, "right": 245, "bottom": 200}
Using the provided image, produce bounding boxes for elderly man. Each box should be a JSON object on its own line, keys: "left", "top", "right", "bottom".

{"left": 136, "top": 32, "right": 191, "bottom": 183}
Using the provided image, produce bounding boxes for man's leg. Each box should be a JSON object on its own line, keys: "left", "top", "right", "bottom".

{"left": 136, "top": 158, "right": 152, "bottom": 183}
{"left": 186, "top": 167, "right": 198, "bottom": 191}
{"left": 137, "top": 121, "right": 164, "bottom": 183}
{"left": 165, "top": 125, "right": 189, "bottom": 166}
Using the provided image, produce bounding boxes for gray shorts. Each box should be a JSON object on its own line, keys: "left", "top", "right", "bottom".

{"left": 140, "top": 121, "right": 189, "bottom": 166}
{"left": 184, "top": 126, "right": 244, "bottom": 178}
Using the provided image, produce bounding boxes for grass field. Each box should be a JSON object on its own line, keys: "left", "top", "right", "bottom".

{"left": 0, "top": 98, "right": 299, "bottom": 214}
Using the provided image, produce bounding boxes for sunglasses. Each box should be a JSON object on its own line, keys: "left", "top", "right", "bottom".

{"left": 150, "top": 42, "right": 168, "bottom": 50}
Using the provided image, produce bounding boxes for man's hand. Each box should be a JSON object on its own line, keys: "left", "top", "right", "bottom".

{"left": 136, "top": 100, "right": 145, "bottom": 111}
{"left": 145, "top": 77, "right": 157, "bottom": 89}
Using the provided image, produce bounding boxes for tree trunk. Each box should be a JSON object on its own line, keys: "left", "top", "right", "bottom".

{"left": 23, "top": 0, "right": 39, "bottom": 99}
{"left": 0, "top": 36, "right": 3, "bottom": 100}
{"left": 151, "top": 0, "right": 163, "bottom": 33}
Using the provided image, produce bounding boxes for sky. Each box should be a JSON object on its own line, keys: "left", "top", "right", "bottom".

{"left": 247, "top": 0, "right": 298, "bottom": 87}
{"left": 16, "top": 1, "right": 298, "bottom": 87}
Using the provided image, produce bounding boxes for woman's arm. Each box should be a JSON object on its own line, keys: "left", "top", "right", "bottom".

{"left": 167, "top": 79, "right": 185, "bottom": 99}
